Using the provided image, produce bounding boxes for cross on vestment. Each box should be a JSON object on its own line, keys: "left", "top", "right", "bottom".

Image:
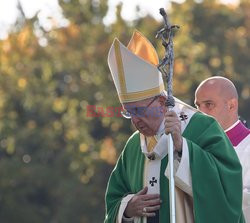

{"left": 179, "top": 112, "right": 188, "bottom": 121}
{"left": 149, "top": 177, "right": 157, "bottom": 186}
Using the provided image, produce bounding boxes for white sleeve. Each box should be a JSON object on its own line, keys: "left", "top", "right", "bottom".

{"left": 116, "top": 194, "right": 135, "bottom": 223}
{"left": 236, "top": 139, "right": 250, "bottom": 222}
{"left": 243, "top": 189, "right": 250, "bottom": 222}
{"left": 165, "top": 137, "right": 193, "bottom": 196}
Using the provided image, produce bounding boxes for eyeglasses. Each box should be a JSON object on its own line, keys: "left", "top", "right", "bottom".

{"left": 121, "top": 96, "right": 159, "bottom": 119}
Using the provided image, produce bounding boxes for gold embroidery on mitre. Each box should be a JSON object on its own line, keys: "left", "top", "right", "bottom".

{"left": 114, "top": 39, "right": 127, "bottom": 94}
{"left": 119, "top": 83, "right": 165, "bottom": 103}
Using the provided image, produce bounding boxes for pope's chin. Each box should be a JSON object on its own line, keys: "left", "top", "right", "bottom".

{"left": 138, "top": 127, "right": 154, "bottom": 137}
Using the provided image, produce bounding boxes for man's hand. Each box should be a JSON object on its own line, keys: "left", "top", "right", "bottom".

{"left": 164, "top": 110, "right": 183, "bottom": 151}
{"left": 124, "top": 187, "right": 161, "bottom": 218}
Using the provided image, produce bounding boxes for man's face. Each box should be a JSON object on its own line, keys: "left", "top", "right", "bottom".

{"left": 123, "top": 97, "right": 164, "bottom": 136}
{"left": 194, "top": 85, "right": 229, "bottom": 129}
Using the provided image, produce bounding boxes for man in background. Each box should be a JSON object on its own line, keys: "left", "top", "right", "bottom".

{"left": 195, "top": 76, "right": 250, "bottom": 222}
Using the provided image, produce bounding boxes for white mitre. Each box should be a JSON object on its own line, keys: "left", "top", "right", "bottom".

{"left": 107, "top": 30, "right": 165, "bottom": 103}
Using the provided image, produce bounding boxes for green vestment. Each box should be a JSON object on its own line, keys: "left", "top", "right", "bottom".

{"left": 105, "top": 112, "right": 245, "bottom": 223}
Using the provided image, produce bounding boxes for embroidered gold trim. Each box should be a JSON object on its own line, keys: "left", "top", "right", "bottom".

{"left": 114, "top": 40, "right": 127, "bottom": 94}
{"left": 119, "top": 83, "right": 165, "bottom": 102}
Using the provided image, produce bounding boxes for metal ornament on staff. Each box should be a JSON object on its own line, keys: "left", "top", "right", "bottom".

{"left": 156, "top": 8, "right": 180, "bottom": 223}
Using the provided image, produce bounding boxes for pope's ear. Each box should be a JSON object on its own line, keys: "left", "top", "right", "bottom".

{"left": 158, "top": 96, "right": 166, "bottom": 106}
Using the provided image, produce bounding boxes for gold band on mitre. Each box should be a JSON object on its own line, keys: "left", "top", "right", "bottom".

{"left": 118, "top": 83, "right": 165, "bottom": 103}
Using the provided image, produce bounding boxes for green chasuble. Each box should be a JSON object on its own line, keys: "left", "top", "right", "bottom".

{"left": 104, "top": 112, "right": 245, "bottom": 223}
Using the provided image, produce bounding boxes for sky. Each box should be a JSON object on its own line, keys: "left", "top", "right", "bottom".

{"left": 103, "top": 0, "right": 240, "bottom": 25}
{"left": 0, "top": 0, "right": 240, "bottom": 39}
{"left": 0, "top": 0, "right": 67, "bottom": 39}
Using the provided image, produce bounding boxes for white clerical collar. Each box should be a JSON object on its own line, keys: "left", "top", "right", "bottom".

{"left": 140, "top": 133, "right": 168, "bottom": 160}
{"left": 225, "top": 120, "right": 240, "bottom": 133}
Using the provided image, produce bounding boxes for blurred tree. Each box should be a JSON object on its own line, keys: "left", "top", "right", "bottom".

{"left": 0, "top": 0, "right": 130, "bottom": 222}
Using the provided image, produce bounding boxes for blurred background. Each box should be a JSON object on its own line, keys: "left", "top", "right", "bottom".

{"left": 0, "top": 0, "right": 249, "bottom": 222}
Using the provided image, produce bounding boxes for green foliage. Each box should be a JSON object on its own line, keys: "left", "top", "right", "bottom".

{"left": 0, "top": 0, "right": 249, "bottom": 222}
